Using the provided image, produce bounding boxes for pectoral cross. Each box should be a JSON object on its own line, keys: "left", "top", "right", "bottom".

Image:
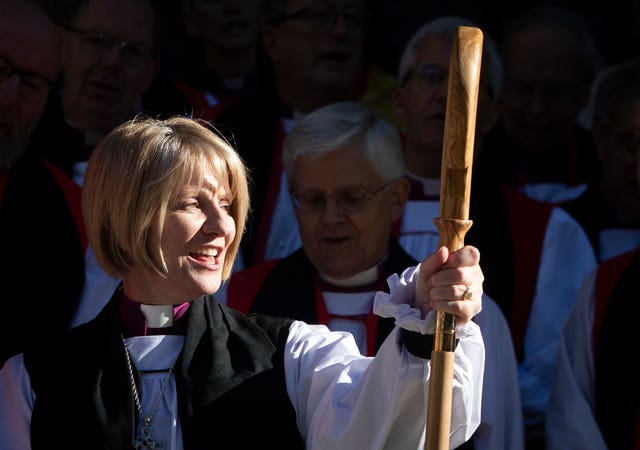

{"left": 133, "top": 416, "right": 164, "bottom": 450}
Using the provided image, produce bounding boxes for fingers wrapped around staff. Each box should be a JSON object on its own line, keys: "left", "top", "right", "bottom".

{"left": 415, "top": 245, "right": 484, "bottom": 325}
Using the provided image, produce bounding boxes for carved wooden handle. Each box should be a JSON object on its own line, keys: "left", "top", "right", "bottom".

{"left": 425, "top": 25, "right": 483, "bottom": 450}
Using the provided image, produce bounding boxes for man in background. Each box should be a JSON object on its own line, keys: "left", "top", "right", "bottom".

{"left": 0, "top": 0, "right": 86, "bottom": 367}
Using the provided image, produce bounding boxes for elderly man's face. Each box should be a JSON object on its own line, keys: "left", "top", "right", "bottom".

{"left": 0, "top": 1, "right": 60, "bottom": 168}
{"left": 392, "top": 32, "right": 500, "bottom": 177}
{"left": 500, "top": 26, "right": 591, "bottom": 154}
{"left": 291, "top": 143, "right": 407, "bottom": 279}
{"left": 61, "top": 0, "right": 159, "bottom": 133}
{"left": 597, "top": 96, "right": 640, "bottom": 221}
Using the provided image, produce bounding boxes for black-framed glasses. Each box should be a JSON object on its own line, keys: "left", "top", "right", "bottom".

{"left": 64, "top": 25, "right": 155, "bottom": 68}
{"left": 272, "top": 5, "right": 362, "bottom": 32}
{"left": 0, "top": 55, "right": 54, "bottom": 99}
{"left": 291, "top": 182, "right": 393, "bottom": 213}
{"left": 403, "top": 64, "right": 448, "bottom": 87}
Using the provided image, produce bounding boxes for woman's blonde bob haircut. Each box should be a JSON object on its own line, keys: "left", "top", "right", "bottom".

{"left": 82, "top": 115, "right": 250, "bottom": 282}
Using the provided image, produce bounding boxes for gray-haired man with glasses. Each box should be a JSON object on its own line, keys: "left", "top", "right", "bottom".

{"left": 218, "top": 100, "right": 419, "bottom": 356}
{"left": 218, "top": 101, "right": 412, "bottom": 353}
{"left": 0, "top": 0, "right": 89, "bottom": 368}
{"left": 0, "top": 1, "right": 59, "bottom": 171}
{"left": 213, "top": 0, "right": 401, "bottom": 269}
{"left": 216, "top": 101, "right": 504, "bottom": 449}
{"left": 392, "top": 15, "right": 600, "bottom": 450}
{"left": 291, "top": 181, "right": 393, "bottom": 213}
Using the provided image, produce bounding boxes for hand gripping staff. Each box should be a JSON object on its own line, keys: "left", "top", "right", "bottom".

{"left": 425, "top": 26, "right": 483, "bottom": 450}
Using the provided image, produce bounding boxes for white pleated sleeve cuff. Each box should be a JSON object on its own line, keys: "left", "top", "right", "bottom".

{"left": 373, "top": 263, "right": 478, "bottom": 338}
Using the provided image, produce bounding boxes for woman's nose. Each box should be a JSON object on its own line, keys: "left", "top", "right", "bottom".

{"left": 202, "top": 206, "right": 235, "bottom": 236}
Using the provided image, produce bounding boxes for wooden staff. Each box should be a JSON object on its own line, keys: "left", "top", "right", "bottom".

{"left": 425, "top": 26, "right": 483, "bottom": 450}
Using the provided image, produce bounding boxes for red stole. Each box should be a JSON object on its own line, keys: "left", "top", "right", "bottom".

{"left": 593, "top": 248, "right": 640, "bottom": 353}
{"left": 502, "top": 185, "right": 553, "bottom": 360}
{"left": 251, "top": 120, "right": 287, "bottom": 265}
{"left": 42, "top": 158, "right": 87, "bottom": 252}
{"left": 173, "top": 80, "right": 230, "bottom": 123}
{"left": 313, "top": 277, "right": 382, "bottom": 357}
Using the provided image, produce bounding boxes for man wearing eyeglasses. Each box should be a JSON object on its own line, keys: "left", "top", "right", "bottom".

{"left": 0, "top": 2, "right": 58, "bottom": 171}
{"left": 0, "top": 0, "right": 88, "bottom": 368}
{"left": 391, "top": 16, "right": 599, "bottom": 450}
{"left": 218, "top": 103, "right": 513, "bottom": 450}
{"left": 218, "top": 102, "right": 498, "bottom": 438}
{"left": 217, "top": 102, "right": 413, "bottom": 356}
{"left": 27, "top": 0, "right": 160, "bottom": 185}
{"left": 214, "top": 0, "right": 399, "bottom": 269}
{"left": 22, "top": 0, "right": 163, "bottom": 330}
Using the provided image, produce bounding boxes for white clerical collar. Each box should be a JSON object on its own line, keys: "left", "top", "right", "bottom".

{"left": 139, "top": 304, "right": 174, "bottom": 328}
{"left": 405, "top": 170, "right": 440, "bottom": 197}
{"left": 318, "top": 265, "right": 379, "bottom": 287}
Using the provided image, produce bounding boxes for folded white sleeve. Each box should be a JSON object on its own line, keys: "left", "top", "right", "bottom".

{"left": 285, "top": 264, "right": 485, "bottom": 450}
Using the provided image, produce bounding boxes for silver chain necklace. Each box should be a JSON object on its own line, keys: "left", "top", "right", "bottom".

{"left": 122, "top": 336, "right": 178, "bottom": 450}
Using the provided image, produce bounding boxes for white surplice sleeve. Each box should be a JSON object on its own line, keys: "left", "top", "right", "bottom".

{"left": 545, "top": 271, "right": 608, "bottom": 450}
{"left": 0, "top": 353, "right": 33, "bottom": 450}
{"left": 519, "top": 207, "right": 597, "bottom": 427}
{"left": 472, "top": 295, "right": 525, "bottom": 450}
{"left": 284, "top": 264, "right": 485, "bottom": 450}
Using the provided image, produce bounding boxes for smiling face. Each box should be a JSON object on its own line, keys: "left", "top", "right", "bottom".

{"left": 61, "top": 0, "right": 159, "bottom": 133}
{"left": 123, "top": 171, "right": 236, "bottom": 304}
{"left": 291, "top": 142, "right": 407, "bottom": 279}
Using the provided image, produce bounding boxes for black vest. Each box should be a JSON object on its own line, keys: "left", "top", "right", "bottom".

{"left": 24, "top": 295, "right": 304, "bottom": 449}
{"left": 250, "top": 239, "right": 416, "bottom": 352}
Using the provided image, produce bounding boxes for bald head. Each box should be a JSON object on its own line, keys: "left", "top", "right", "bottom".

{"left": 0, "top": 0, "right": 61, "bottom": 169}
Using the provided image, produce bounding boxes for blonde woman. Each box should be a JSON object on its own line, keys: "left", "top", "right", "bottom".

{"left": 0, "top": 116, "right": 485, "bottom": 450}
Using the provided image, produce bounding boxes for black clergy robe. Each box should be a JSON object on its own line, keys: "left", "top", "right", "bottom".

{"left": 23, "top": 293, "right": 305, "bottom": 449}
{"left": 0, "top": 153, "right": 86, "bottom": 367}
